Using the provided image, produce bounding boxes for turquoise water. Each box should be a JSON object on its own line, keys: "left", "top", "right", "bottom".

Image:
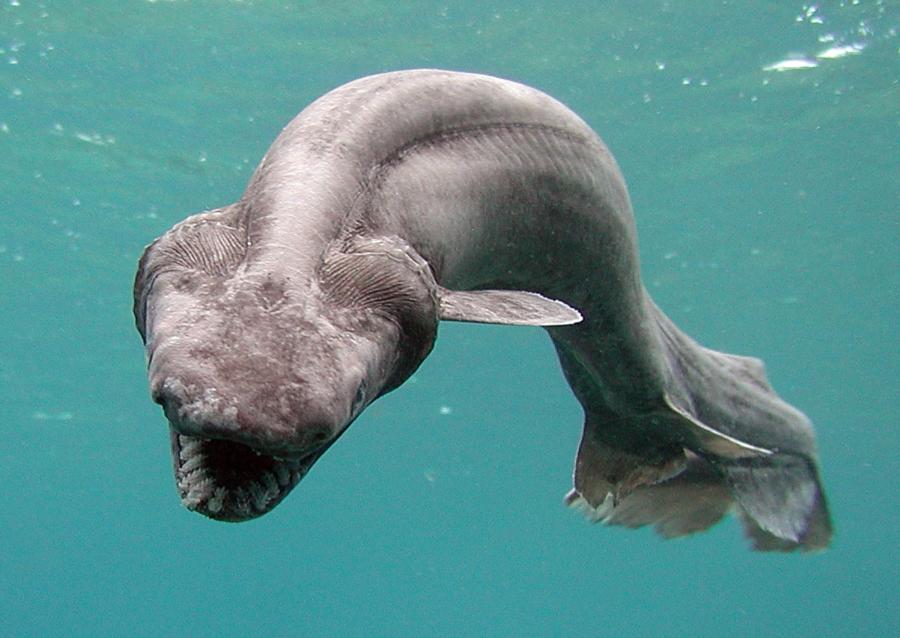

{"left": 2, "top": 1, "right": 897, "bottom": 636}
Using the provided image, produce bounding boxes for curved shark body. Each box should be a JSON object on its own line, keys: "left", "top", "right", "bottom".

{"left": 134, "top": 70, "right": 831, "bottom": 550}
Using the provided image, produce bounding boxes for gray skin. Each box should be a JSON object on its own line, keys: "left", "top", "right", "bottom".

{"left": 134, "top": 69, "right": 831, "bottom": 550}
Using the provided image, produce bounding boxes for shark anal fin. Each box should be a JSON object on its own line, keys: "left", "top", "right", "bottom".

{"left": 567, "top": 450, "right": 732, "bottom": 538}
{"left": 567, "top": 421, "right": 832, "bottom": 551}
{"left": 571, "top": 420, "right": 686, "bottom": 509}
{"left": 567, "top": 408, "right": 832, "bottom": 551}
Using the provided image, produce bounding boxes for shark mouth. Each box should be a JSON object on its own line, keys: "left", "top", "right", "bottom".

{"left": 170, "top": 429, "right": 323, "bottom": 521}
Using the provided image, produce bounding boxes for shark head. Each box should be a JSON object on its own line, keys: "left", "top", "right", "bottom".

{"left": 135, "top": 208, "right": 580, "bottom": 521}
{"left": 134, "top": 210, "right": 440, "bottom": 520}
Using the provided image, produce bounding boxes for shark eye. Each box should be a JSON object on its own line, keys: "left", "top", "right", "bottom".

{"left": 352, "top": 380, "right": 367, "bottom": 415}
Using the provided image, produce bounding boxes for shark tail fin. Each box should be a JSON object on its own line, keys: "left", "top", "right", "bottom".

{"left": 559, "top": 300, "right": 832, "bottom": 550}
{"left": 719, "top": 454, "right": 832, "bottom": 551}
{"left": 566, "top": 428, "right": 833, "bottom": 551}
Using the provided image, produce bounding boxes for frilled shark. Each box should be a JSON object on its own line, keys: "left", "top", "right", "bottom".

{"left": 134, "top": 70, "right": 831, "bottom": 550}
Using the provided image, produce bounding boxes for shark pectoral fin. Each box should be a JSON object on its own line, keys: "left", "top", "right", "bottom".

{"left": 437, "top": 287, "right": 582, "bottom": 326}
{"left": 663, "top": 394, "right": 772, "bottom": 458}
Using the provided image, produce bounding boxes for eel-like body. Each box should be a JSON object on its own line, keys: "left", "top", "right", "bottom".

{"left": 134, "top": 70, "right": 831, "bottom": 550}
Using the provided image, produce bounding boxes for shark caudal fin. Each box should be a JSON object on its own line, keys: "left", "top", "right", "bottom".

{"left": 566, "top": 444, "right": 831, "bottom": 551}
{"left": 720, "top": 454, "right": 832, "bottom": 551}
{"left": 565, "top": 302, "right": 832, "bottom": 550}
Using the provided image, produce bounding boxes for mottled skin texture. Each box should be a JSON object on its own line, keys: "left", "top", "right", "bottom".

{"left": 134, "top": 70, "right": 831, "bottom": 550}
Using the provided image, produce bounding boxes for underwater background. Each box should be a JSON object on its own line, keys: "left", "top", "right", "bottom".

{"left": 1, "top": 1, "right": 897, "bottom": 636}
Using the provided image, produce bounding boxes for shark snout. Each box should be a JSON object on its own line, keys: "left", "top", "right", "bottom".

{"left": 150, "top": 374, "right": 339, "bottom": 459}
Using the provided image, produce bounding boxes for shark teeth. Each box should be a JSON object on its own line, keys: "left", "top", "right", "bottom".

{"left": 173, "top": 432, "right": 307, "bottom": 520}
